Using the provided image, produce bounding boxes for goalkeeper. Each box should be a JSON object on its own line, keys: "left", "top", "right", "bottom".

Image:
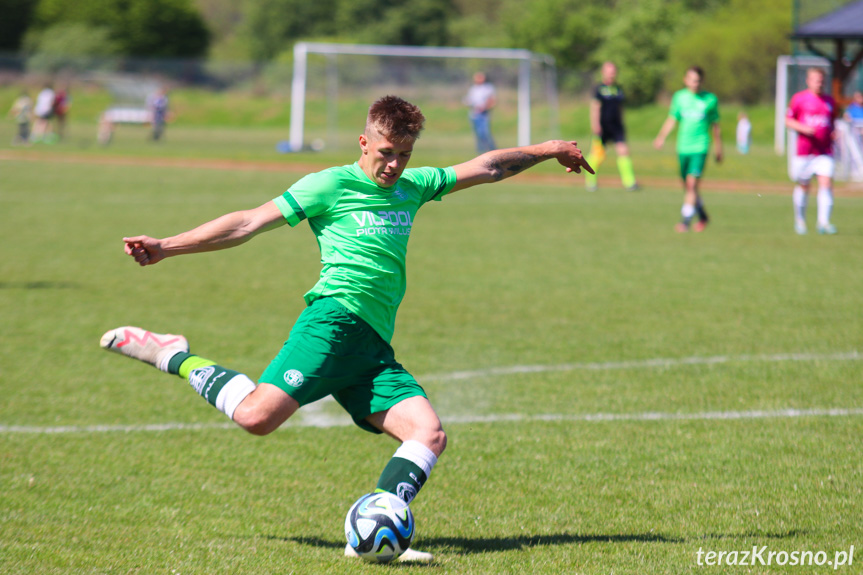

{"left": 101, "top": 95, "right": 592, "bottom": 563}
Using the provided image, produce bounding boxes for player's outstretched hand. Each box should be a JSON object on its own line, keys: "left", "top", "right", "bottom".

{"left": 123, "top": 235, "right": 166, "bottom": 266}
{"left": 556, "top": 140, "right": 595, "bottom": 175}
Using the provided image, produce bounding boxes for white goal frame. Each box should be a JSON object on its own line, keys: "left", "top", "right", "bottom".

{"left": 289, "top": 42, "right": 558, "bottom": 152}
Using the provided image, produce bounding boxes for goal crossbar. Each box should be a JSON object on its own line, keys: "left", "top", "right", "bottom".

{"left": 289, "top": 42, "right": 557, "bottom": 151}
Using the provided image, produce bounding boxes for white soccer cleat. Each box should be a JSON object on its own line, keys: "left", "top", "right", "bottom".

{"left": 795, "top": 219, "right": 808, "bottom": 235}
{"left": 100, "top": 326, "right": 189, "bottom": 372}
{"left": 397, "top": 547, "right": 435, "bottom": 563}
{"left": 344, "top": 543, "right": 434, "bottom": 563}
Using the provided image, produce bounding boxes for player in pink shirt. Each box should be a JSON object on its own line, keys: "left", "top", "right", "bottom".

{"left": 785, "top": 67, "right": 839, "bottom": 235}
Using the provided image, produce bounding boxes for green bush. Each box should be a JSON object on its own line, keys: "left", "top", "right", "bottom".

{"left": 24, "top": 22, "right": 119, "bottom": 73}
{"left": 31, "top": 0, "right": 210, "bottom": 58}
{"left": 667, "top": 0, "right": 791, "bottom": 103}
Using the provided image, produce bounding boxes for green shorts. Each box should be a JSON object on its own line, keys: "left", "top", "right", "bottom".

{"left": 259, "top": 297, "right": 426, "bottom": 433}
{"left": 678, "top": 153, "right": 707, "bottom": 180}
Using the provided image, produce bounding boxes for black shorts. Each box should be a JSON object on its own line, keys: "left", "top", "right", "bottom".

{"left": 599, "top": 122, "right": 626, "bottom": 145}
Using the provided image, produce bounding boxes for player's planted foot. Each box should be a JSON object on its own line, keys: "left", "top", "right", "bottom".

{"left": 100, "top": 326, "right": 189, "bottom": 373}
{"left": 344, "top": 544, "right": 434, "bottom": 563}
{"left": 795, "top": 220, "right": 808, "bottom": 235}
{"left": 693, "top": 220, "right": 708, "bottom": 232}
{"left": 675, "top": 222, "right": 689, "bottom": 233}
{"left": 817, "top": 223, "right": 837, "bottom": 235}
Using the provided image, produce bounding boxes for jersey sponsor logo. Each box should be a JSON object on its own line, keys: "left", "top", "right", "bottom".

{"left": 391, "top": 188, "right": 408, "bottom": 200}
{"left": 351, "top": 210, "right": 413, "bottom": 236}
{"left": 284, "top": 369, "right": 304, "bottom": 388}
{"left": 801, "top": 114, "right": 832, "bottom": 129}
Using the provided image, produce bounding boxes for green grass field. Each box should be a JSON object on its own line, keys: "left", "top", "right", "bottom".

{"left": 1, "top": 111, "right": 862, "bottom": 574}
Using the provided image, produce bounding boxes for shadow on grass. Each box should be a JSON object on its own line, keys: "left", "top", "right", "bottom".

{"left": 0, "top": 281, "right": 80, "bottom": 289}
{"left": 276, "top": 531, "right": 684, "bottom": 554}
{"left": 277, "top": 529, "right": 805, "bottom": 555}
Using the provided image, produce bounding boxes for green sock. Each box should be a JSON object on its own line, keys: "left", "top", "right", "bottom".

{"left": 376, "top": 459, "right": 428, "bottom": 505}
{"left": 375, "top": 440, "right": 438, "bottom": 505}
{"left": 166, "top": 353, "right": 256, "bottom": 420}
{"left": 617, "top": 156, "right": 636, "bottom": 188}
{"left": 168, "top": 353, "right": 230, "bottom": 404}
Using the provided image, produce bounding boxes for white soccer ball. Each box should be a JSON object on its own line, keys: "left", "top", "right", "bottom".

{"left": 344, "top": 492, "right": 415, "bottom": 563}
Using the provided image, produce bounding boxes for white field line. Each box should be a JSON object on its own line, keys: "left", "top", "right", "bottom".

{"left": 2, "top": 351, "right": 861, "bottom": 435}
{"left": 419, "top": 351, "right": 863, "bottom": 383}
{"left": 3, "top": 407, "right": 863, "bottom": 435}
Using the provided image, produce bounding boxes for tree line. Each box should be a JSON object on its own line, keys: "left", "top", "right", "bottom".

{"left": 2, "top": 0, "right": 792, "bottom": 104}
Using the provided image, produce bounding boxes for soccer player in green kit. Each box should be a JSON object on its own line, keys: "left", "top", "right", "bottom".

{"left": 100, "top": 95, "right": 593, "bottom": 562}
{"left": 654, "top": 66, "right": 722, "bottom": 232}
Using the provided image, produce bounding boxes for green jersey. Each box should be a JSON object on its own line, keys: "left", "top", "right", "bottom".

{"left": 669, "top": 89, "right": 720, "bottom": 154}
{"left": 273, "top": 162, "right": 457, "bottom": 343}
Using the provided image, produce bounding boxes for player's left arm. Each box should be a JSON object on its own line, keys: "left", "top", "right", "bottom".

{"left": 712, "top": 122, "right": 723, "bottom": 163}
{"left": 449, "top": 140, "right": 594, "bottom": 193}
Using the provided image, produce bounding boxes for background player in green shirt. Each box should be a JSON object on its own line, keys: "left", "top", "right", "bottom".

{"left": 654, "top": 66, "right": 722, "bottom": 232}
{"left": 100, "top": 95, "right": 593, "bottom": 562}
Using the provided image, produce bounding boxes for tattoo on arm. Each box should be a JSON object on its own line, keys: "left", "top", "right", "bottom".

{"left": 483, "top": 151, "right": 544, "bottom": 181}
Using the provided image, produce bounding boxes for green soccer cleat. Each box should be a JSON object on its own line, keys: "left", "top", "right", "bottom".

{"left": 100, "top": 326, "right": 189, "bottom": 373}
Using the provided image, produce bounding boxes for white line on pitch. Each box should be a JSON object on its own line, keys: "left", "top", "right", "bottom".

{"left": 419, "top": 351, "right": 862, "bottom": 383}
{"left": 3, "top": 408, "right": 863, "bottom": 435}
{"left": 3, "top": 352, "right": 860, "bottom": 435}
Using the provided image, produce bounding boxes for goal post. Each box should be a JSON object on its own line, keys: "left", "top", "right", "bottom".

{"left": 288, "top": 42, "right": 559, "bottom": 152}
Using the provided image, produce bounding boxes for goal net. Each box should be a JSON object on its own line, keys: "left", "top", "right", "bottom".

{"left": 287, "top": 42, "right": 560, "bottom": 154}
{"left": 775, "top": 55, "right": 863, "bottom": 182}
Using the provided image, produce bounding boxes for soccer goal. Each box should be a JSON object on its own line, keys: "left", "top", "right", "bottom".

{"left": 775, "top": 55, "right": 863, "bottom": 182}
{"left": 288, "top": 42, "right": 560, "bottom": 153}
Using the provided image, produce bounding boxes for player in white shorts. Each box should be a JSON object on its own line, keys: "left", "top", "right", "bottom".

{"left": 785, "top": 68, "right": 839, "bottom": 235}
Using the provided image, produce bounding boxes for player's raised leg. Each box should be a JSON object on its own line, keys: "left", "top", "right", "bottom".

{"left": 100, "top": 326, "right": 270, "bottom": 426}
{"left": 100, "top": 326, "right": 188, "bottom": 371}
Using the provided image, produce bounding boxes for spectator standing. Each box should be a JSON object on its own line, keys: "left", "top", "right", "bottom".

{"left": 148, "top": 88, "right": 169, "bottom": 141}
{"left": 8, "top": 90, "right": 32, "bottom": 145}
{"left": 464, "top": 72, "right": 496, "bottom": 153}
{"left": 31, "top": 83, "right": 55, "bottom": 143}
